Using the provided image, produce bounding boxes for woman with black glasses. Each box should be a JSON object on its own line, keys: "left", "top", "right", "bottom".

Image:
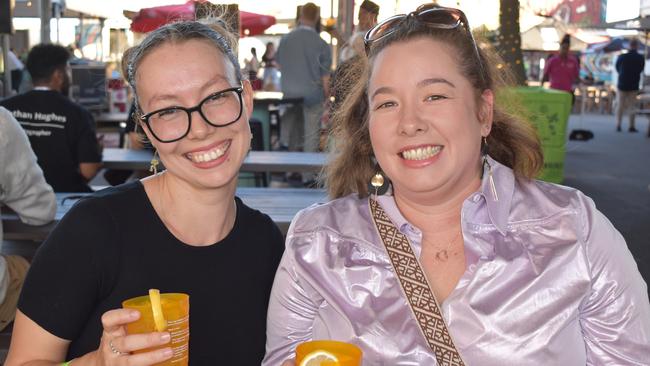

{"left": 7, "top": 20, "right": 284, "bottom": 366}
{"left": 264, "top": 4, "right": 650, "bottom": 365}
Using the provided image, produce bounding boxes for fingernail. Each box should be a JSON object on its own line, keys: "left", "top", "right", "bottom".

{"left": 129, "top": 310, "right": 140, "bottom": 318}
{"left": 160, "top": 332, "right": 171, "bottom": 342}
{"left": 161, "top": 348, "right": 173, "bottom": 358}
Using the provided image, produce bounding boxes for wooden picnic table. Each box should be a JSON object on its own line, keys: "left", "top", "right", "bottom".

{"left": 1, "top": 187, "right": 328, "bottom": 242}
{"left": 101, "top": 148, "right": 328, "bottom": 173}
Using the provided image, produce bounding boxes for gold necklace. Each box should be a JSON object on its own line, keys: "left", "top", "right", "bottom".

{"left": 432, "top": 230, "right": 462, "bottom": 262}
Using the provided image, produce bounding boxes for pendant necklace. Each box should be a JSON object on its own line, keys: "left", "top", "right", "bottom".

{"left": 433, "top": 230, "right": 462, "bottom": 262}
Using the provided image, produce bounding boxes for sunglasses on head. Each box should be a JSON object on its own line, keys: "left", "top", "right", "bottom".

{"left": 364, "top": 4, "right": 485, "bottom": 81}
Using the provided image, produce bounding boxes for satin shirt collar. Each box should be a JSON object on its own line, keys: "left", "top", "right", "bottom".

{"left": 376, "top": 156, "right": 515, "bottom": 258}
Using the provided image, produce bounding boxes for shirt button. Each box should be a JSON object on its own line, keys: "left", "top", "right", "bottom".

{"left": 472, "top": 194, "right": 481, "bottom": 203}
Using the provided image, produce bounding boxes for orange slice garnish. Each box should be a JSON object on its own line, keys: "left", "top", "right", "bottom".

{"left": 299, "top": 350, "right": 339, "bottom": 366}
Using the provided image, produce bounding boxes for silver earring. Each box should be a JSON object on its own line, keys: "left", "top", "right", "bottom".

{"left": 482, "top": 137, "right": 498, "bottom": 201}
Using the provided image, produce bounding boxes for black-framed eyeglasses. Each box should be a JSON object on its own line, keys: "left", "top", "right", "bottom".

{"left": 140, "top": 86, "right": 244, "bottom": 143}
{"left": 363, "top": 5, "right": 485, "bottom": 81}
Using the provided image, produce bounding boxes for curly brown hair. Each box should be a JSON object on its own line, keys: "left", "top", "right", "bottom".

{"left": 325, "top": 10, "right": 543, "bottom": 199}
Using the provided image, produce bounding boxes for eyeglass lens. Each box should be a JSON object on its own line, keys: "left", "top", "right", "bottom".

{"left": 148, "top": 89, "right": 242, "bottom": 142}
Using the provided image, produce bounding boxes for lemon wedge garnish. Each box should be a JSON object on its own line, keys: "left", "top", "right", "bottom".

{"left": 299, "top": 350, "right": 339, "bottom": 366}
{"left": 148, "top": 289, "right": 167, "bottom": 332}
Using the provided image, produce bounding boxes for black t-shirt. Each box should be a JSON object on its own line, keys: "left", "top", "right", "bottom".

{"left": 0, "top": 90, "right": 101, "bottom": 192}
{"left": 18, "top": 181, "right": 285, "bottom": 365}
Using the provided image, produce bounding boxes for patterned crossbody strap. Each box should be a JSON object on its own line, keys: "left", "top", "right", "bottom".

{"left": 369, "top": 198, "right": 465, "bottom": 366}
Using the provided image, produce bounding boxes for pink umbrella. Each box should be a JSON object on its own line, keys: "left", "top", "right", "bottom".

{"left": 130, "top": 1, "right": 276, "bottom": 36}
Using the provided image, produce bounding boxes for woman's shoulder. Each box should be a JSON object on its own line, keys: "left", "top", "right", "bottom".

{"left": 74, "top": 181, "right": 145, "bottom": 211}
{"left": 515, "top": 178, "right": 591, "bottom": 213}
{"left": 289, "top": 194, "right": 374, "bottom": 237}
{"left": 61, "top": 181, "right": 146, "bottom": 227}
{"left": 234, "top": 196, "right": 284, "bottom": 240}
{"left": 235, "top": 196, "right": 278, "bottom": 226}
{"left": 511, "top": 178, "right": 599, "bottom": 238}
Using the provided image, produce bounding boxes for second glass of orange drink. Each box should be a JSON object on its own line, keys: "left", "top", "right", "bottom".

{"left": 296, "top": 340, "right": 362, "bottom": 366}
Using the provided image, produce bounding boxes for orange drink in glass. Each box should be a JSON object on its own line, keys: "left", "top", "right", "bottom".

{"left": 296, "top": 340, "right": 362, "bottom": 366}
{"left": 122, "top": 292, "right": 190, "bottom": 366}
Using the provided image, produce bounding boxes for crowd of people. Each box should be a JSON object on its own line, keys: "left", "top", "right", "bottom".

{"left": 0, "top": 1, "right": 648, "bottom": 365}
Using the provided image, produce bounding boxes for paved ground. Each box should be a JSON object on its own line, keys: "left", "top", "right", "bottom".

{"left": 562, "top": 112, "right": 650, "bottom": 290}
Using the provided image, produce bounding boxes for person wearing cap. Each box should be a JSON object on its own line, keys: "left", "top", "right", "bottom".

{"left": 339, "top": 0, "right": 380, "bottom": 62}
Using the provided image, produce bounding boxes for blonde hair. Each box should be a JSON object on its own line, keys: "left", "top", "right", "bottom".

{"left": 120, "top": 18, "right": 241, "bottom": 139}
{"left": 326, "top": 16, "right": 543, "bottom": 199}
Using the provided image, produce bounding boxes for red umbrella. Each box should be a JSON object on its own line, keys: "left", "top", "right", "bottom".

{"left": 130, "top": 1, "right": 276, "bottom": 36}
{"left": 240, "top": 10, "right": 276, "bottom": 36}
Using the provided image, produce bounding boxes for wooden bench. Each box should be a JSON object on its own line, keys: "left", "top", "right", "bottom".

{"left": 2, "top": 187, "right": 328, "bottom": 243}
{"left": 101, "top": 148, "right": 328, "bottom": 173}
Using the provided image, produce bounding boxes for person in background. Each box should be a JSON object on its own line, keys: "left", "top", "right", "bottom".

{"left": 0, "top": 44, "right": 102, "bottom": 192}
{"left": 339, "top": 0, "right": 380, "bottom": 63}
{"left": 6, "top": 19, "right": 284, "bottom": 366}
{"left": 261, "top": 42, "right": 280, "bottom": 91}
{"left": 4, "top": 48, "right": 24, "bottom": 94}
{"left": 542, "top": 34, "right": 580, "bottom": 104}
{"left": 276, "top": 2, "right": 332, "bottom": 180}
{"left": 0, "top": 107, "right": 56, "bottom": 332}
{"left": 615, "top": 38, "right": 645, "bottom": 133}
{"left": 246, "top": 47, "right": 262, "bottom": 90}
{"left": 264, "top": 4, "right": 650, "bottom": 365}
{"left": 330, "top": 1, "right": 380, "bottom": 114}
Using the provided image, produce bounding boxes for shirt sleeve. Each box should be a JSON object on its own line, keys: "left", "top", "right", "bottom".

{"left": 18, "top": 196, "right": 117, "bottom": 340}
{"left": 319, "top": 40, "right": 333, "bottom": 77}
{"left": 262, "top": 216, "right": 321, "bottom": 366}
{"left": 0, "top": 107, "right": 56, "bottom": 226}
{"left": 75, "top": 108, "right": 102, "bottom": 163}
{"left": 577, "top": 194, "right": 650, "bottom": 364}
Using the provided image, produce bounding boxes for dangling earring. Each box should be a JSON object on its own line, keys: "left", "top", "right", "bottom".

{"left": 149, "top": 150, "right": 160, "bottom": 175}
{"left": 481, "top": 137, "right": 498, "bottom": 201}
{"left": 368, "top": 171, "right": 390, "bottom": 198}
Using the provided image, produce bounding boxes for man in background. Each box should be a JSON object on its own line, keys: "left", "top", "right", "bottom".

{"left": 615, "top": 38, "right": 645, "bottom": 133}
{"left": 276, "top": 2, "right": 332, "bottom": 162}
{"left": 0, "top": 44, "right": 102, "bottom": 192}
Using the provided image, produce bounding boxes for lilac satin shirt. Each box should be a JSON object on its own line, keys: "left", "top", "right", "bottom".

{"left": 263, "top": 158, "right": 650, "bottom": 365}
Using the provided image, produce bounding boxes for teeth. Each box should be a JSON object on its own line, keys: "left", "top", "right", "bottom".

{"left": 401, "top": 146, "right": 441, "bottom": 160}
{"left": 187, "top": 141, "right": 230, "bottom": 163}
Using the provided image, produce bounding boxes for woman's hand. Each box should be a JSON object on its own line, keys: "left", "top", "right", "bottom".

{"left": 93, "top": 308, "right": 173, "bottom": 365}
{"left": 281, "top": 360, "right": 296, "bottom": 366}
